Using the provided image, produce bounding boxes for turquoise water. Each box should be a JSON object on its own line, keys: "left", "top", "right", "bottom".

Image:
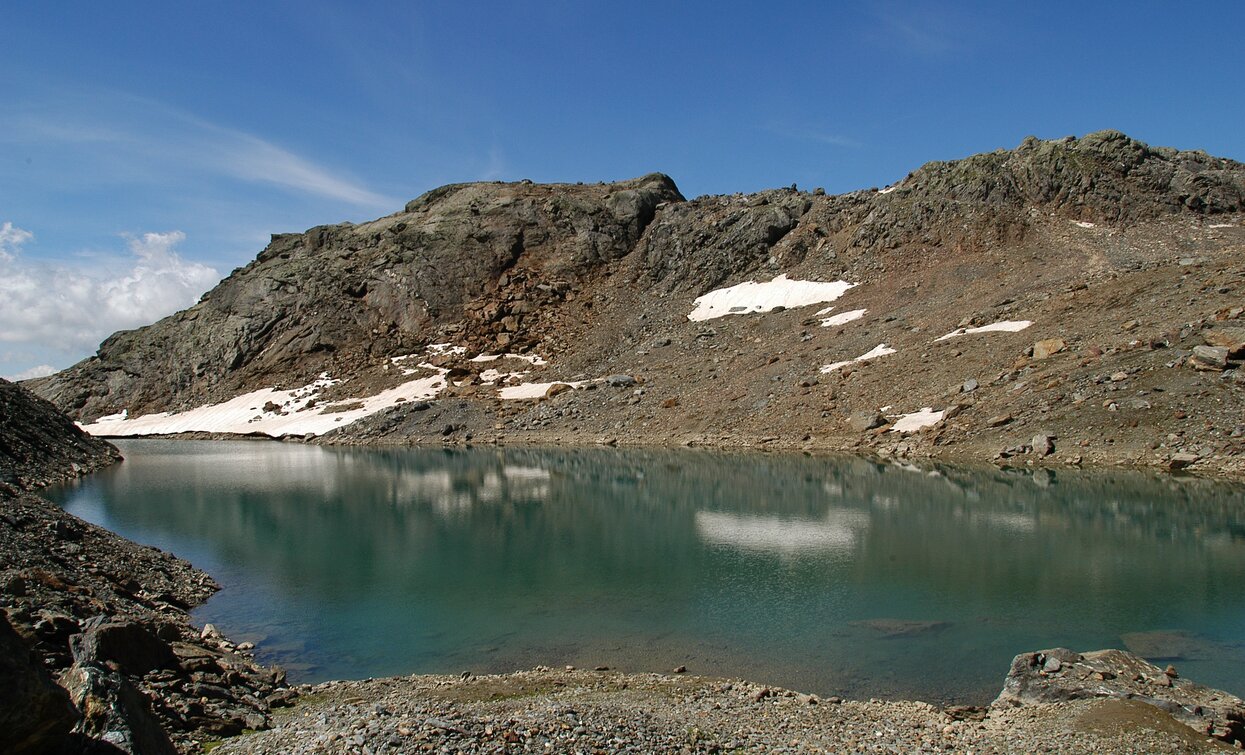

{"left": 46, "top": 439, "right": 1245, "bottom": 704}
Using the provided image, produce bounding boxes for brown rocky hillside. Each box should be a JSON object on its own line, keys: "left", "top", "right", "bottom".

{"left": 28, "top": 131, "right": 1245, "bottom": 474}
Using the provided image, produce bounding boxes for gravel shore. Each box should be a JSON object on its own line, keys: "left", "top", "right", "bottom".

{"left": 216, "top": 667, "right": 1234, "bottom": 754}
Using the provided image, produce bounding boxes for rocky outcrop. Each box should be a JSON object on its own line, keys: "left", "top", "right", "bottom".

{"left": 30, "top": 174, "right": 683, "bottom": 422}
{"left": 0, "top": 611, "right": 78, "bottom": 754}
{"left": 0, "top": 378, "right": 120, "bottom": 489}
{"left": 994, "top": 647, "right": 1244, "bottom": 745}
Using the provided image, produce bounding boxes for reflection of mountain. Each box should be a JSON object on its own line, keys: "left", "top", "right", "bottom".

{"left": 45, "top": 441, "right": 1245, "bottom": 699}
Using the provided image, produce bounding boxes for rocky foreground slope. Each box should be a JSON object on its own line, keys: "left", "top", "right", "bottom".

{"left": 29, "top": 131, "right": 1245, "bottom": 475}
{"left": 216, "top": 648, "right": 1245, "bottom": 754}
{"left": 0, "top": 380, "right": 294, "bottom": 753}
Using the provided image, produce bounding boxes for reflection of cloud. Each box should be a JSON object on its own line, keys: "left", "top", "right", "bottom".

{"left": 696, "top": 509, "right": 868, "bottom": 555}
{"left": 973, "top": 511, "right": 1036, "bottom": 534}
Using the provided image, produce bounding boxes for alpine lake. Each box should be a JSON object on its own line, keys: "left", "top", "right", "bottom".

{"left": 46, "top": 439, "right": 1245, "bottom": 705}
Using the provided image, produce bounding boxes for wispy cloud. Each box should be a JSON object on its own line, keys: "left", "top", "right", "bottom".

{"left": 1, "top": 92, "right": 399, "bottom": 210}
{"left": 196, "top": 124, "right": 398, "bottom": 208}
{"left": 0, "top": 221, "right": 220, "bottom": 360}
{"left": 866, "top": 3, "right": 964, "bottom": 56}
{"left": 761, "top": 123, "right": 863, "bottom": 149}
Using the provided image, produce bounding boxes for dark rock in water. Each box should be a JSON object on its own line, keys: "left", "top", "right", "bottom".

{"left": 62, "top": 661, "right": 178, "bottom": 755}
{"left": 994, "top": 647, "right": 1245, "bottom": 745}
{"left": 71, "top": 618, "right": 178, "bottom": 675}
{"left": 850, "top": 618, "right": 950, "bottom": 638}
{"left": 0, "top": 612, "right": 78, "bottom": 754}
{"left": 1120, "top": 629, "right": 1228, "bottom": 661}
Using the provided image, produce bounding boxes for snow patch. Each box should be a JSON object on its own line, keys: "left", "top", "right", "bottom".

{"left": 935, "top": 320, "right": 1032, "bottom": 341}
{"left": 820, "top": 343, "right": 896, "bottom": 373}
{"left": 819, "top": 308, "right": 868, "bottom": 328}
{"left": 427, "top": 343, "right": 466, "bottom": 356}
{"left": 1073, "top": 220, "right": 1096, "bottom": 228}
{"left": 1209, "top": 223, "right": 1234, "bottom": 229}
{"left": 688, "top": 274, "right": 855, "bottom": 321}
{"left": 470, "top": 352, "right": 547, "bottom": 366}
{"left": 891, "top": 407, "right": 944, "bottom": 434}
{"left": 79, "top": 371, "right": 448, "bottom": 438}
{"left": 497, "top": 380, "right": 587, "bottom": 400}
{"left": 878, "top": 185, "right": 897, "bottom": 195}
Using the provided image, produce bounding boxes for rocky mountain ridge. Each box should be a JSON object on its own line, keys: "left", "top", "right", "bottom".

{"left": 29, "top": 130, "right": 1245, "bottom": 474}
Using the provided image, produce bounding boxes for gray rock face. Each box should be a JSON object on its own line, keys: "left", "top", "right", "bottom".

{"left": 0, "top": 612, "right": 78, "bottom": 754}
{"left": 32, "top": 174, "right": 683, "bottom": 422}
{"left": 994, "top": 647, "right": 1245, "bottom": 745}
{"left": 0, "top": 378, "right": 120, "bottom": 489}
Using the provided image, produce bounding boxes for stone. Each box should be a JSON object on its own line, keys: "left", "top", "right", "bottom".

{"left": 1166, "top": 453, "right": 1200, "bottom": 471}
{"left": 994, "top": 648, "right": 1245, "bottom": 744}
{"left": 1203, "top": 328, "right": 1245, "bottom": 357}
{"left": 0, "top": 613, "right": 77, "bottom": 754}
{"left": 1189, "top": 345, "right": 1229, "bottom": 371}
{"left": 605, "top": 374, "right": 637, "bottom": 388}
{"left": 1032, "top": 434, "right": 1054, "bottom": 457}
{"left": 961, "top": 378, "right": 978, "bottom": 393}
{"left": 848, "top": 411, "right": 886, "bottom": 432}
{"left": 544, "top": 383, "right": 572, "bottom": 398}
{"left": 1032, "top": 338, "right": 1067, "bottom": 360}
{"left": 62, "top": 662, "right": 178, "bottom": 755}
{"left": 985, "top": 414, "right": 1013, "bottom": 428}
{"left": 850, "top": 619, "right": 950, "bottom": 638}
{"left": 71, "top": 619, "right": 178, "bottom": 675}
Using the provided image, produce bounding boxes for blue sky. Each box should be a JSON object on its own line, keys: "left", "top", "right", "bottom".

{"left": 2, "top": 1, "right": 1243, "bottom": 378}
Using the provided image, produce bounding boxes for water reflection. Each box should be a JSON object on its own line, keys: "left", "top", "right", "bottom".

{"left": 46, "top": 441, "right": 1245, "bottom": 704}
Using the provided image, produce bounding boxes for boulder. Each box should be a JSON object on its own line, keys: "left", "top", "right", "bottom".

{"left": 994, "top": 648, "right": 1245, "bottom": 745}
{"left": 848, "top": 411, "right": 886, "bottom": 432}
{"left": 1032, "top": 338, "right": 1067, "bottom": 360}
{"left": 61, "top": 662, "right": 178, "bottom": 755}
{"left": 544, "top": 382, "right": 573, "bottom": 398}
{"left": 1203, "top": 327, "right": 1245, "bottom": 357}
{"left": 605, "top": 374, "right": 637, "bottom": 388}
{"left": 71, "top": 619, "right": 177, "bottom": 674}
{"left": 0, "top": 612, "right": 78, "bottom": 754}
{"left": 1031, "top": 433, "right": 1054, "bottom": 457}
{"left": 1189, "top": 345, "right": 1229, "bottom": 371}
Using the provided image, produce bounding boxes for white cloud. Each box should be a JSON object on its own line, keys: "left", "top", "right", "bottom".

{"left": 0, "top": 222, "right": 35, "bottom": 261}
{"left": 0, "top": 223, "right": 220, "bottom": 358}
{"left": 5, "top": 364, "right": 57, "bottom": 381}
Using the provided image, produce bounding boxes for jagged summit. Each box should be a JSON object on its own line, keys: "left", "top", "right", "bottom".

{"left": 28, "top": 132, "right": 1245, "bottom": 475}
